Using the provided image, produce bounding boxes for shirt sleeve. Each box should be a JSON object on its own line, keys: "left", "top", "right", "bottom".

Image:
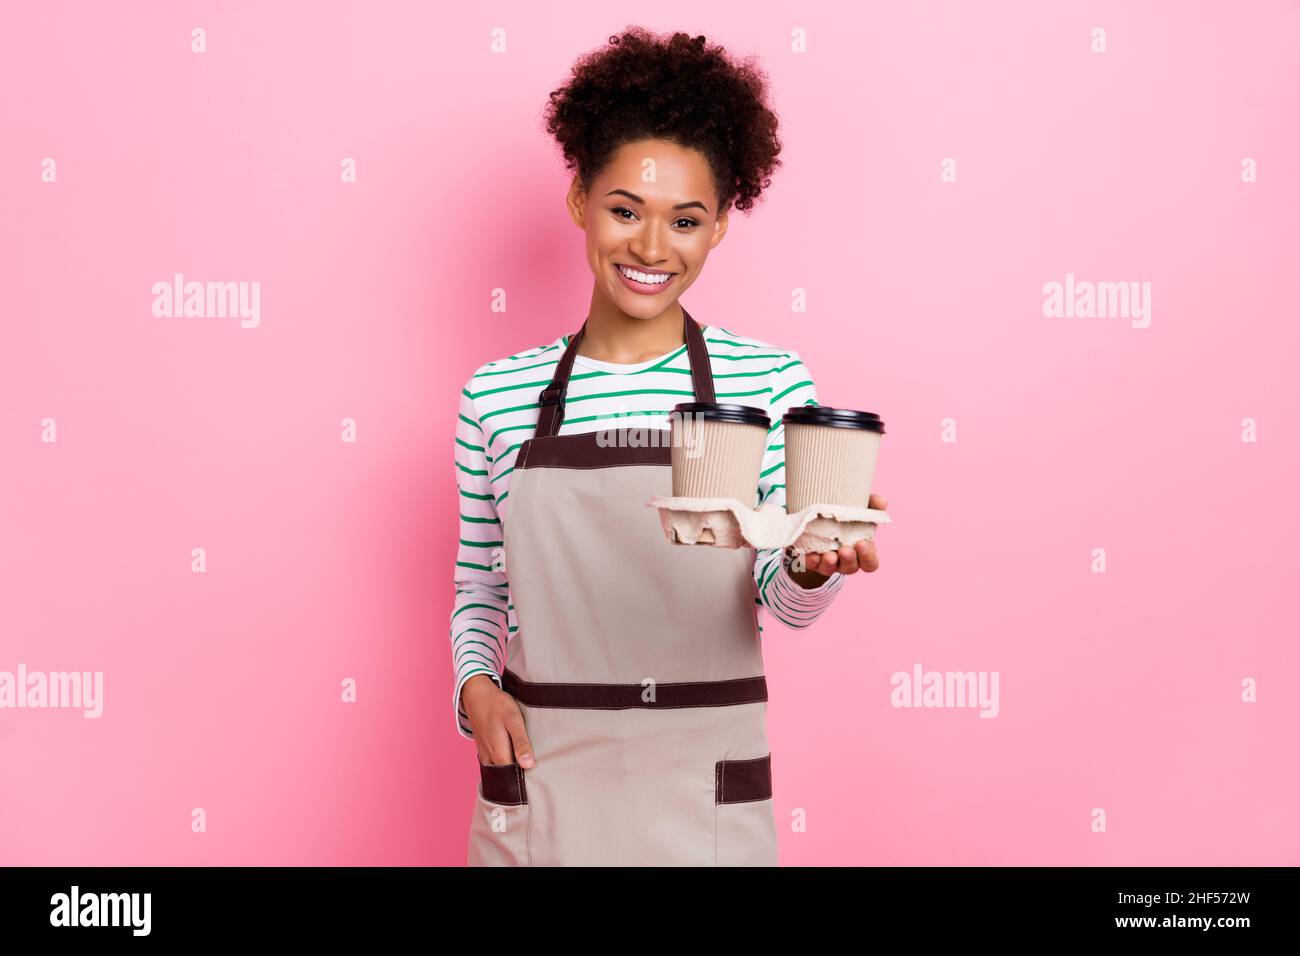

{"left": 449, "top": 378, "right": 509, "bottom": 739}
{"left": 752, "top": 349, "right": 846, "bottom": 629}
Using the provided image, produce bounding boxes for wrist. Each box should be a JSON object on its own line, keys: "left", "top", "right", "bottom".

{"left": 459, "top": 672, "right": 500, "bottom": 707}
{"left": 782, "top": 548, "right": 835, "bottom": 590}
{"left": 787, "top": 567, "right": 832, "bottom": 589}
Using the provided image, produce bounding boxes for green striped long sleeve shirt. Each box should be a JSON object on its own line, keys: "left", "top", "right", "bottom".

{"left": 450, "top": 323, "right": 845, "bottom": 739}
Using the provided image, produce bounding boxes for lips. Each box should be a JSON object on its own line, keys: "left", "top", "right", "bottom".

{"left": 614, "top": 263, "right": 678, "bottom": 295}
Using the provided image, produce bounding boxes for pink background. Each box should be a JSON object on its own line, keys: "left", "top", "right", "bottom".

{"left": 2, "top": 0, "right": 1297, "bottom": 865}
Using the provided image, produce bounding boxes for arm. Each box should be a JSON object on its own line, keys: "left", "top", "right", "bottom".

{"left": 752, "top": 350, "right": 846, "bottom": 629}
{"left": 449, "top": 380, "right": 509, "bottom": 740}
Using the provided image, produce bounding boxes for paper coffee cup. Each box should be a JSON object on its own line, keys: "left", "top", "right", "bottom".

{"left": 670, "top": 402, "right": 770, "bottom": 504}
{"left": 782, "top": 406, "right": 885, "bottom": 511}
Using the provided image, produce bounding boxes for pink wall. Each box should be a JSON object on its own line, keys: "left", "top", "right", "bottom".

{"left": 2, "top": 1, "right": 1296, "bottom": 865}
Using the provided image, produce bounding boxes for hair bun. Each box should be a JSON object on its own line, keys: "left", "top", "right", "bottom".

{"left": 544, "top": 26, "right": 783, "bottom": 214}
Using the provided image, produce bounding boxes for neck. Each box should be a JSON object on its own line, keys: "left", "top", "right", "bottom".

{"left": 578, "top": 285, "right": 685, "bottom": 363}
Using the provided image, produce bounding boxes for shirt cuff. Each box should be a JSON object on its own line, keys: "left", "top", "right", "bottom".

{"left": 776, "top": 565, "right": 844, "bottom": 602}
{"left": 779, "top": 547, "right": 845, "bottom": 599}
{"left": 761, "top": 557, "right": 845, "bottom": 628}
{"left": 789, "top": 568, "right": 843, "bottom": 593}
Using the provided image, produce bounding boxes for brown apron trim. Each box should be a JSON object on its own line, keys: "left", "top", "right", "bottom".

{"left": 518, "top": 429, "right": 672, "bottom": 470}
{"left": 502, "top": 668, "right": 768, "bottom": 710}
{"left": 715, "top": 753, "right": 772, "bottom": 804}
{"left": 533, "top": 307, "right": 715, "bottom": 441}
{"left": 478, "top": 759, "right": 528, "bottom": 805}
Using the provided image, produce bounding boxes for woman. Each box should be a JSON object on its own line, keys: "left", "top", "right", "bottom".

{"left": 450, "top": 27, "right": 887, "bottom": 866}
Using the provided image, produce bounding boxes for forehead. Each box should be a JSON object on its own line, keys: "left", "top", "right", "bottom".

{"left": 597, "top": 139, "right": 716, "bottom": 200}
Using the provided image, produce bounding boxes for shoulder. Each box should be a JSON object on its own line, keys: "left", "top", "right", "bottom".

{"left": 703, "top": 324, "right": 805, "bottom": 373}
{"left": 703, "top": 325, "right": 818, "bottom": 413}
{"left": 468, "top": 333, "right": 568, "bottom": 384}
{"left": 462, "top": 333, "right": 567, "bottom": 400}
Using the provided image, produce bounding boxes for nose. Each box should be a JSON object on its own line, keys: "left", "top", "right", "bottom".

{"left": 627, "top": 219, "right": 671, "bottom": 266}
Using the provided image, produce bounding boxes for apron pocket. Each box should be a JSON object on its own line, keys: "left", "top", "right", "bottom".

{"left": 479, "top": 759, "right": 528, "bottom": 805}
{"left": 714, "top": 753, "right": 777, "bottom": 866}
{"left": 467, "top": 760, "right": 531, "bottom": 866}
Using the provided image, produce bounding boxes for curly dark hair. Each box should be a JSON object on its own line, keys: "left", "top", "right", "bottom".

{"left": 543, "top": 27, "right": 782, "bottom": 214}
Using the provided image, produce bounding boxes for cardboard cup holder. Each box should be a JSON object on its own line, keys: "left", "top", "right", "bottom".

{"left": 646, "top": 496, "right": 891, "bottom": 552}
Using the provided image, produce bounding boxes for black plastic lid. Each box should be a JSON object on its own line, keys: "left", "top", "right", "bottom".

{"left": 671, "top": 402, "right": 771, "bottom": 428}
{"left": 783, "top": 405, "right": 885, "bottom": 434}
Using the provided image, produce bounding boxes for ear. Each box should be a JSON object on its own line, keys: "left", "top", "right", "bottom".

{"left": 565, "top": 176, "right": 587, "bottom": 229}
{"left": 708, "top": 202, "right": 730, "bottom": 251}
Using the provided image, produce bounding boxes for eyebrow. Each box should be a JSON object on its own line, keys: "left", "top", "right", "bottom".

{"left": 605, "top": 188, "right": 709, "bottom": 214}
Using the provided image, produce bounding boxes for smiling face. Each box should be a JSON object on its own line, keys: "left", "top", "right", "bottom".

{"left": 568, "top": 138, "right": 729, "bottom": 321}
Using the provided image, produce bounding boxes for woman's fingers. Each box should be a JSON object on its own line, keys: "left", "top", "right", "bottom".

{"left": 806, "top": 539, "right": 881, "bottom": 577}
{"left": 505, "top": 705, "right": 535, "bottom": 769}
{"left": 482, "top": 722, "right": 516, "bottom": 766}
{"left": 797, "top": 536, "right": 882, "bottom": 576}
{"left": 472, "top": 694, "right": 534, "bottom": 767}
{"left": 868, "top": 493, "right": 888, "bottom": 510}
{"left": 856, "top": 538, "right": 880, "bottom": 572}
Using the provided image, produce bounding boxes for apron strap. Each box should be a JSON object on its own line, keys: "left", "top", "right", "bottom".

{"left": 533, "top": 307, "right": 715, "bottom": 439}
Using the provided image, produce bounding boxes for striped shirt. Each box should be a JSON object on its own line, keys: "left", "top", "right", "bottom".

{"left": 450, "top": 323, "right": 846, "bottom": 739}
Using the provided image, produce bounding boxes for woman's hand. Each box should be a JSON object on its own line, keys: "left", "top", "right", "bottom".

{"left": 789, "top": 492, "right": 888, "bottom": 585}
{"left": 461, "top": 674, "right": 536, "bottom": 768}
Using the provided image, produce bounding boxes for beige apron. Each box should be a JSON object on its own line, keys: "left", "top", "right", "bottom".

{"left": 466, "top": 308, "right": 778, "bottom": 866}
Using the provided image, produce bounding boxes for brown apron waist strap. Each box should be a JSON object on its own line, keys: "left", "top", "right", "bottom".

{"left": 501, "top": 668, "right": 768, "bottom": 709}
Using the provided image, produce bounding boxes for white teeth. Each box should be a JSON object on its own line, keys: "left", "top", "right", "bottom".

{"left": 618, "top": 264, "right": 672, "bottom": 285}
